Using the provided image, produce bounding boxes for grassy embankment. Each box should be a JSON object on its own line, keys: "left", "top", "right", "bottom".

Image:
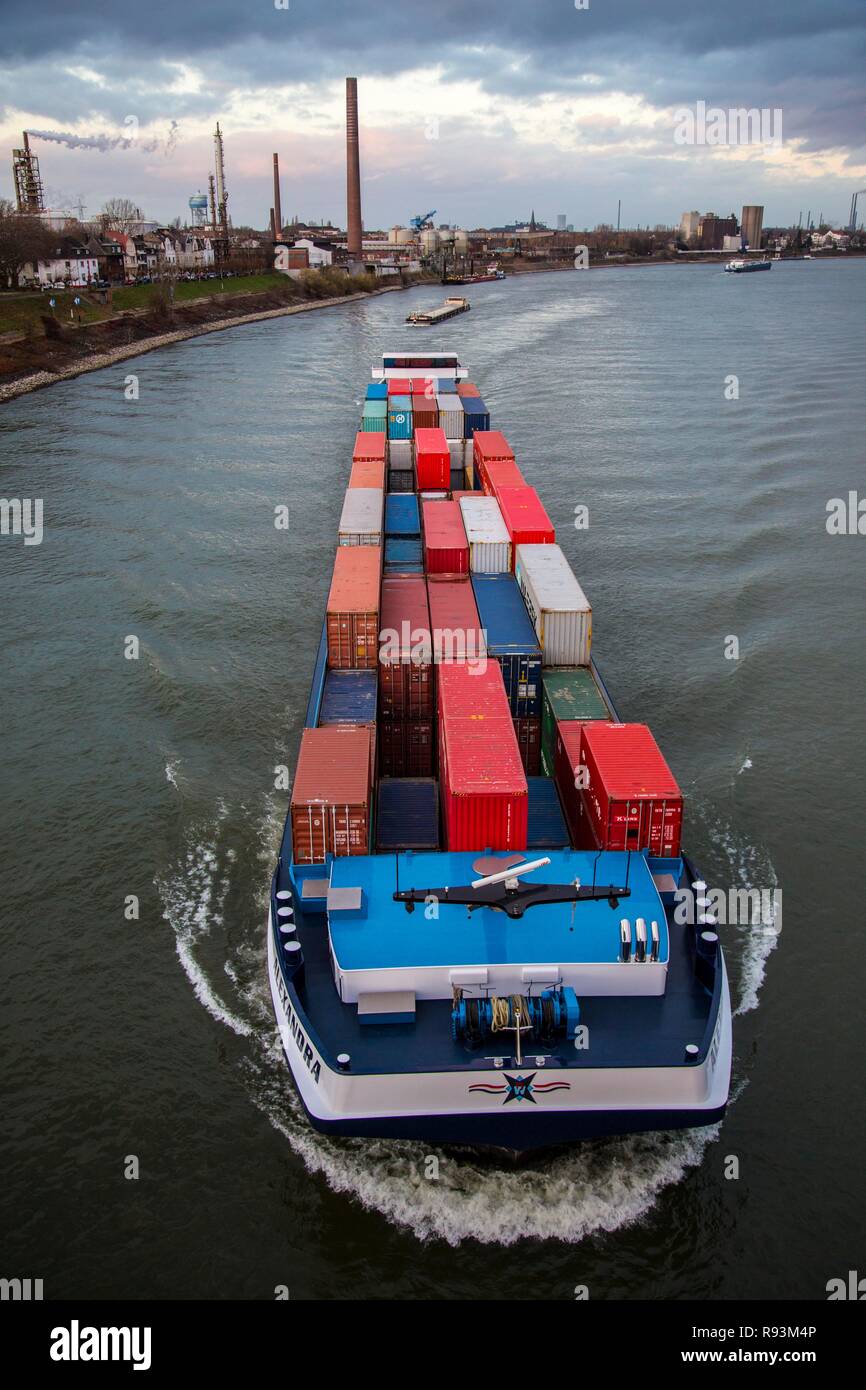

{"left": 0, "top": 269, "right": 391, "bottom": 338}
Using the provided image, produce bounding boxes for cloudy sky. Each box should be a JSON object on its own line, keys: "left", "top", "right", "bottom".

{"left": 2, "top": 0, "right": 864, "bottom": 230}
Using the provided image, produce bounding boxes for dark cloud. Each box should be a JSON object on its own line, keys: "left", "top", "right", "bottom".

{"left": 1, "top": 0, "right": 863, "bottom": 227}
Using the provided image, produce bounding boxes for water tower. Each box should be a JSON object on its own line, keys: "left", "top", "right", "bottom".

{"left": 189, "top": 191, "right": 209, "bottom": 227}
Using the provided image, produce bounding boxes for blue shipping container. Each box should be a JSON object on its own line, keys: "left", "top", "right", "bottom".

{"left": 526, "top": 777, "right": 569, "bottom": 849}
{"left": 376, "top": 778, "right": 440, "bottom": 851}
{"left": 319, "top": 669, "right": 378, "bottom": 726}
{"left": 388, "top": 397, "right": 413, "bottom": 441}
{"left": 366, "top": 382, "right": 388, "bottom": 400}
{"left": 462, "top": 396, "right": 491, "bottom": 437}
{"left": 384, "top": 537, "right": 424, "bottom": 571}
{"left": 471, "top": 573, "right": 543, "bottom": 717}
{"left": 437, "top": 378, "right": 458, "bottom": 394}
{"left": 385, "top": 493, "right": 421, "bottom": 538}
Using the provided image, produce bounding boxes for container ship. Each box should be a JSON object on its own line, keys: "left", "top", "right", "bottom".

{"left": 268, "top": 353, "right": 732, "bottom": 1150}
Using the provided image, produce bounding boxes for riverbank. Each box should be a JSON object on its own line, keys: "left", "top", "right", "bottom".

{"left": 0, "top": 281, "right": 409, "bottom": 405}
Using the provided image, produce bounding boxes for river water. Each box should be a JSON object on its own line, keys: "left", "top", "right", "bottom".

{"left": 2, "top": 262, "right": 864, "bottom": 1299}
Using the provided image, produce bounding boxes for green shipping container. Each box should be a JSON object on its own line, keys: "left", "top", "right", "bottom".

{"left": 361, "top": 401, "right": 388, "bottom": 434}
{"left": 540, "top": 667, "right": 611, "bottom": 772}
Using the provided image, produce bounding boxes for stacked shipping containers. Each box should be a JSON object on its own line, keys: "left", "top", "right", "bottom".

{"left": 422, "top": 499, "right": 469, "bottom": 575}
{"left": 554, "top": 721, "right": 683, "bottom": 857}
{"left": 471, "top": 574, "right": 543, "bottom": 774}
{"left": 496, "top": 487, "right": 556, "bottom": 560}
{"left": 415, "top": 427, "right": 450, "bottom": 491}
{"left": 459, "top": 496, "right": 512, "bottom": 573}
{"left": 338, "top": 488, "right": 384, "bottom": 545}
{"left": 437, "top": 662, "right": 528, "bottom": 851}
{"left": 326, "top": 544, "right": 381, "bottom": 669}
{"left": 378, "top": 574, "right": 434, "bottom": 777}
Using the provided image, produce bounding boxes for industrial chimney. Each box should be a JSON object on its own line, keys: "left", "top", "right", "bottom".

{"left": 273, "top": 153, "right": 283, "bottom": 240}
{"left": 345, "top": 77, "right": 362, "bottom": 260}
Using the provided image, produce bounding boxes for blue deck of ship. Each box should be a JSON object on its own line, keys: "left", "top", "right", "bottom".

{"left": 274, "top": 848, "right": 718, "bottom": 1077}
{"left": 328, "top": 849, "right": 668, "bottom": 971}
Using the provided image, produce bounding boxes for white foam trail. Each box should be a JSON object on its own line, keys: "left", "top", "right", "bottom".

{"left": 244, "top": 1029, "right": 719, "bottom": 1246}
{"left": 164, "top": 759, "right": 180, "bottom": 789}
{"left": 157, "top": 805, "right": 253, "bottom": 1038}
{"left": 701, "top": 811, "right": 779, "bottom": 1017}
{"left": 737, "top": 757, "right": 753, "bottom": 774}
{"left": 177, "top": 934, "right": 252, "bottom": 1037}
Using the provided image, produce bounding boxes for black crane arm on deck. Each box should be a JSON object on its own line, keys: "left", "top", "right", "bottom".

{"left": 393, "top": 881, "right": 631, "bottom": 920}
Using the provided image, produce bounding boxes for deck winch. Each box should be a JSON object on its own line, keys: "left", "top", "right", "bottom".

{"left": 451, "top": 987, "right": 580, "bottom": 1046}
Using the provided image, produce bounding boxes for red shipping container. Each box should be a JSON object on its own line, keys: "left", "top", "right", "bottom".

{"left": 495, "top": 486, "right": 556, "bottom": 559}
{"left": 437, "top": 663, "right": 528, "bottom": 851}
{"left": 378, "top": 718, "right": 434, "bottom": 777}
{"left": 473, "top": 430, "right": 515, "bottom": 471}
{"left": 422, "top": 499, "right": 469, "bottom": 575}
{"left": 290, "top": 726, "right": 372, "bottom": 863}
{"left": 553, "top": 720, "right": 593, "bottom": 848}
{"left": 483, "top": 458, "right": 526, "bottom": 498}
{"left": 413, "top": 376, "right": 439, "bottom": 402}
{"left": 456, "top": 382, "right": 481, "bottom": 398}
{"left": 581, "top": 722, "right": 683, "bottom": 856}
{"left": 414, "top": 426, "right": 450, "bottom": 491}
{"left": 426, "top": 576, "right": 486, "bottom": 667}
{"left": 326, "top": 545, "right": 381, "bottom": 669}
{"left": 349, "top": 457, "right": 386, "bottom": 489}
{"left": 513, "top": 716, "right": 541, "bottom": 775}
{"left": 378, "top": 575, "right": 433, "bottom": 719}
{"left": 352, "top": 431, "right": 387, "bottom": 465}
{"left": 450, "top": 490, "right": 477, "bottom": 504}
{"left": 387, "top": 378, "right": 412, "bottom": 396}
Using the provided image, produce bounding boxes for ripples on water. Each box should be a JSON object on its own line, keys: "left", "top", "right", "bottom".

{"left": 2, "top": 262, "right": 864, "bottom": 1289}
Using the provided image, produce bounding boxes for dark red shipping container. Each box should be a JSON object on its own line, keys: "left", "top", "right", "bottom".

{"left": 553, "top": 720, "right": 593, "bottom": 848}
{"left": 422, "top": 499, "right": 469, "bottom": 575}
{"left": 326, "top": 545, "right": 381, "bottom": 669}
{"left": 495, "top": 486, "right": 556, "bottom": 557}
{"left": 290, "top": 726, "right": 372, "bottom": 863}
{"left": 581, "top": 722, "right": 683, "bottom": 856}
{"left": 378, "top": 574, "right": 433, "bottom": 719}
{"left": 426, "top": 576, "right": 486, "bottom": 666}
{"left": 456, "top": 382, "right": 481, "bottom": 398}
{"left": 513, "top": 716, "right": 541, "bottom": 775}
{"left": 414, "top": 426, "right": 450, "bottom": 491}
{"left": 483, "top": 458, "right": 526, "bottom": 498}
{"left": 437, "top": 663, "right": 528, "bottom": 851}
{"left": 412, "top": 398, "right": 439, "bottom": 430}
{"left": 378, "top": 718, "right": 434, "bottom": 777}
{"left": 353, "top": 431, "right": 387, "bottom": 465}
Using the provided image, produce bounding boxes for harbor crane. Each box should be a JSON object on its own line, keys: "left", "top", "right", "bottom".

{"left": 849, "top": 189, "right": 866, "bottom": 232}
{"left": 410, "top": 209, "right": 437, "bottom": 231}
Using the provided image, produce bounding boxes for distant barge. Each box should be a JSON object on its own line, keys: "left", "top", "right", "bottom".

{"left": 724, "top": 258, "right": 771, "bottom": 273}
{"left": 407, "top": 297, "right": 470, "bottom": 325}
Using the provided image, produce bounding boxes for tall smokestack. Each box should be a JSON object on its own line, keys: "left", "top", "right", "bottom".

{"left": 346, "top": 77, "right": 362, "bottom": 258}
{"left": 272, "top": 153, "right": 283, "bottom": 239}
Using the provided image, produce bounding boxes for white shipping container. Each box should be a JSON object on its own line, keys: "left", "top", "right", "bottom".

{"left": 459, "top": 496, "right": 512, "bottom": 574}
{"left": 338, "top": 487, "right": 384, "bottom": 546}
{"left": 447, "top": 439, "right": 463, "bottom": 472}
{"left": 436, "top": 394, "right": 465, "bottom": 440}
{"left": 389, "top": 440, "right": 413, "bottom": 469}
{"left": 514, "top": 543, "right": 592, "bottom": 665}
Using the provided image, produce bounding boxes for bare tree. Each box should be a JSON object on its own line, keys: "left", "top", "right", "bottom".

{"left": 0, "top": 199, "right": 54, "bottom": 287}
{"left": 100, "top": 198, "right": 143, "bottom": 232}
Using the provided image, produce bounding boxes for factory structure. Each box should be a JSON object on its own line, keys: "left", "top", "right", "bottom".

{"left": 7, "top": 81, "right": 865, "bottom": 290}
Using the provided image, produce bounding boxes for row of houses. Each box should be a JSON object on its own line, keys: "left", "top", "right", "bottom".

{"left": 22, "top": 228, "right": 221, "bottom": 288}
